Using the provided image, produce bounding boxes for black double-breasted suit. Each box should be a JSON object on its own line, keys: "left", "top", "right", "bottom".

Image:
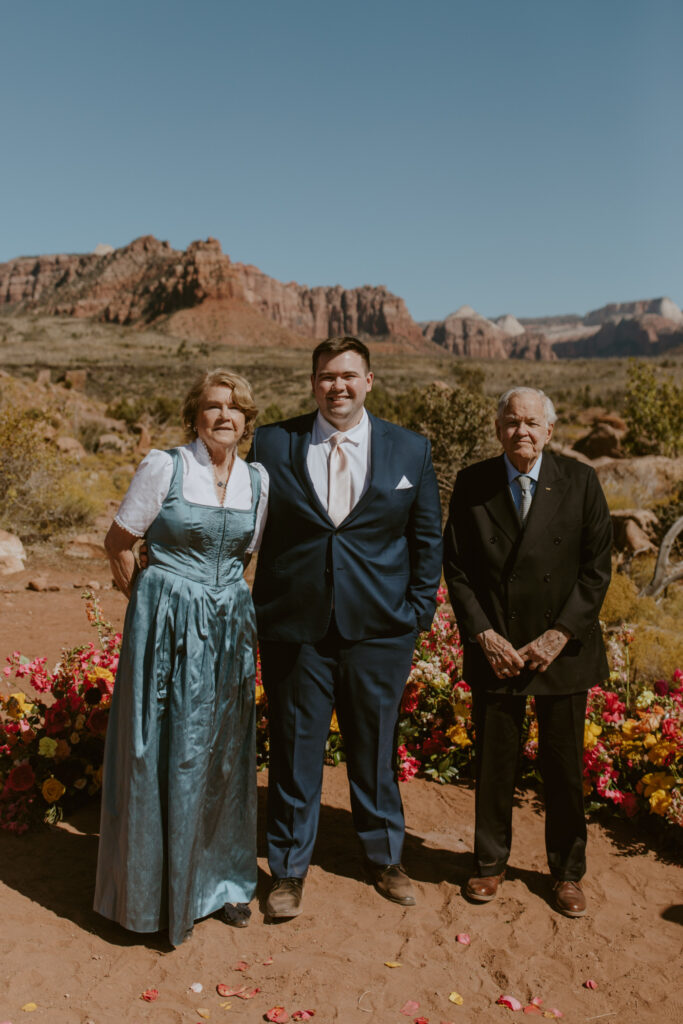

{"left": 443, "top": 451, "right": 612, "bottom": 879}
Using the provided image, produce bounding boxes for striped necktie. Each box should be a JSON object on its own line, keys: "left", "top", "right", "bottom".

{"left": 517, "top": 474, "right": 533, "bottom": 524}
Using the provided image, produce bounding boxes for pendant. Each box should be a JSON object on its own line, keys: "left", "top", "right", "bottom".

{"left": 216, "top": 481, "right": 227, "bottom": 488}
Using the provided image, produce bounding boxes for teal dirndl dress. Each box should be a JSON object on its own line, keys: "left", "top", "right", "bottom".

{"left": 94, "top": 449, "right": 261, "bottom": 946}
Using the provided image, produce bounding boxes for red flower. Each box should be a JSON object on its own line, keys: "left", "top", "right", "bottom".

{"left": 44, "top": 704, "right": 71, "bottom": 736}
{"left": 86, "top": 708, "right": 109, "bottom": 736}
{"left": 6, "top": 763, "right": 36, "bottom": 792}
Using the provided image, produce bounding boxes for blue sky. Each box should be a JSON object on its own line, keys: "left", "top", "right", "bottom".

{"left": 1, "top": 0, "right": 681, "bottom": 321}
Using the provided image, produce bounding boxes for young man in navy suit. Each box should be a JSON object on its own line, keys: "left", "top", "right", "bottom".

{"left": 250, "top": 336, "right": 442, "bottom": 918}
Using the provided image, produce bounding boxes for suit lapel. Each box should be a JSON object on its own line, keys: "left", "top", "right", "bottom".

{"left": 289, "top": 413, "right": 333, "bottom": 523}
{"left": 515, "top": 452, "right": 570, "bottom": 558}
{"left": 482, "top": 455, "right": 520, "bottom": 544}
{"left": 339, "top": 412, "right": 388, "bottom": 527}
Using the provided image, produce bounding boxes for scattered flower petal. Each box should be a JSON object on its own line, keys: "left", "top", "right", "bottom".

{"left": 21, "top": 1006, "right": 38, "bottom": 1014}
{"left": 448, "top": 992, "right": 464, "bottom": 1005}
{"left": 384, "top": 961, "right": 402, "bottom": 968}
{"left": 262, "top": 957, "right": 274, "bottom": 965}
{"left": 235, "top": 960, "right": 249, "bottom": 971}
{"left": 414, "top": 1018, "right": 430, "bottom": 1024}
{"left": 292, "top": 1013, "right": 316, "bottom": 1021}
{"left": 189, "top": 982, "right": 204, "bottom": 993}
{"left": 523, "top": 1007, "right": 543, "bottom": 1016}
{"left": 219, "top": 1003, "right": 232, "bottom": 1010}
{"left": 542, "top": 1011, "right": 563, "bottom": 1019}
{"left": 265, "top": 1009, "right": 289, "bottom": 1024}
{"left": 197, "top": 1011, "right": 211, "bottom": 1020}
{"left": 455, "top": 933, "right": 471, "bottom": 945}
{"left": 401, "top": 1001, "right": 420, "bottom": 1016}
{"left": 496, "top": 995, "right": 523, "bottom": 1011}
{"left": 217, "top": 985, "right": 246, "bottom": 997}
{"left": 529, "top": 999, "right": 543, "bottom": 1007}
{"left": 141, "top": 989, "right": 159, "bottom": 1002}
{"left": 583, "top": 980, "right": 598, "bottom": 990}
{"left": 236, "top": 988, "right": 260, "bottom": 1000}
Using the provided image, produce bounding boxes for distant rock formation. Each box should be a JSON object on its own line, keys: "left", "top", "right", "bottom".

{"left": 494, "top": 313, "right": 525, "bottom": 336}
{"left": 422, "top": 309, "right": 557, "bottom": 360}
{"left": 0, "top": 236, "right": 425, "bottom": 345}
{"left": 553, "top": 314, "right": 683, "bottom": 358}
{"left": 584, "top": 297, "right": 683, "bottom": 326}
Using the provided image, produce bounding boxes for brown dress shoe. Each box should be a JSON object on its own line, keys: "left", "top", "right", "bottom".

{"left": 464, "top": 870, "right": 505, "bottom": 902}
{"left": 266, "top": 877, "right": 304, "bottom": 919}
{"left": 553, "top": 880, "right": 586, "bottom": 918}
{"left": 369, "top": 863, "right": 416, "bottom": 906}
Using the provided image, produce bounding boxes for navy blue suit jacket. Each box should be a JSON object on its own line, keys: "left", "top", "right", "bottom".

{"left": 250, "top": 411, "right": 442, "bottom": 643}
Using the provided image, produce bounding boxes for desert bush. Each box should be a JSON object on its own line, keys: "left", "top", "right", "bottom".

{"left": 623, "top": 361, "right": 683, "bottom": 457}
{"left": 601, "top": 572, "right": 643, "bottom": 624}
{"left": 0, "top": 396, "right": 96, "bottom": 542}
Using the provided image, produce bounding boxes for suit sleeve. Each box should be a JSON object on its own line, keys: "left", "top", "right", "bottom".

{"left": 406, "top": 439, "right": 443, "bottom": 631}
{"left": 555, "top": 467, "right": 612, "bottom": 643}
{"left": 443, "top": 471, "right": 494, "bottom": 639}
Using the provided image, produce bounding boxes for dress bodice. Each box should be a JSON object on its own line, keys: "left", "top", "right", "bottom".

{"left": 146, "top": 448, "right": 261, "bottom": 587}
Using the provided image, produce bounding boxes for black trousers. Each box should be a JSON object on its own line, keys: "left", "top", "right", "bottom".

{"left": 260, "top": 621, "right": 416, "bottom": 878}
{"left": 472, "top": 689, "right": 588, "bottom": 881}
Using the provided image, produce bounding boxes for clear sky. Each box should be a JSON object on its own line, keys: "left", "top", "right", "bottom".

{"left": 1, "top": 0, "right": 681, "bottom": 321}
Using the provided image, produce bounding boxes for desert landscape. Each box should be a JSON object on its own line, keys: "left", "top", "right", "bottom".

{"left": 1, "top": 237, "right": 682, "bottom": 1024}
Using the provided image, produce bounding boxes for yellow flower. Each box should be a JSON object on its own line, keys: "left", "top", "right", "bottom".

{"left": 621, "top": 719, "right": 640, "bottom": 740}
{"left": 648, "top": 789, "right": 672, "bottom": 816}
{"left": 584, "top": 723, "right": 602, "bottom": 749}
{"left": 74, "top": 714, "right": 86, "bottom": 730}
{"left": 583, "top": 778, "right": 593, "bottom": 797}
{"left": 329, "top": 710, "right": 340, "bottom": 734}
{"left": 640, "top": 771, "right": 675, "bottom": 797}
{"left": 74, "top": 778, "right": 88, "bottom": 790}
{"left": 38, "top": 737, "right": 59, "bottom": 758}
{"left": 4, "top": 692, "right": 34, "bottom": 720}
{"left": 69, "top": 731, "right": 81, "bottom": 744}
{"left": 88, "top": 668, "right": 114, "bottom": 683}
{"left": 446, "top": 724, "right": 472, "bottom": 747}
{"left": 648, "top": 741, "right": 676, "bottom": 766}
{"left": 452, "top": 701, "right": 470, "bottom": 719}
{"left": 42, "top": 777, "right": 66, "bottom": 804}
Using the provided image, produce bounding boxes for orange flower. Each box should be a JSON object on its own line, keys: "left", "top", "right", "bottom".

{"left": 42, "top": 777, "right": 66, "bottom": 804}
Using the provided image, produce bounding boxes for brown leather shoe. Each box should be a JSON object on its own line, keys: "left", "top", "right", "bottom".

{"left": 266, "top": 877, "right": 304, "bottom": 919}
{"left": 464, "top": 870, "right": 505, "bottom": 902}
{"left": 553, "top": 880, "right": 586, "bottom": 918}
{"left": 368, "top": 863, "right": 416, "bottom": 906}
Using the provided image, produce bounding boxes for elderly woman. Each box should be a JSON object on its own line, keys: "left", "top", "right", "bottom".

{"left": 94, "top": 369, "right": 268, "bottom": 946}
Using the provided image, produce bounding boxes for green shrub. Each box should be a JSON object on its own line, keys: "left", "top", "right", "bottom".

{"left": 623, "top": 361, "right": 683, "bottom": 457}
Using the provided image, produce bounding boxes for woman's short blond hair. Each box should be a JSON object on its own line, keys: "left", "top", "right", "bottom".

{"left": 181, "top": 369, "right": 258, "bottom": 442}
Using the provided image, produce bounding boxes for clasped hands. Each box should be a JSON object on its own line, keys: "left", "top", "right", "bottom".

{"left": 476, "top": 626, "right": 570, "bottom": 679}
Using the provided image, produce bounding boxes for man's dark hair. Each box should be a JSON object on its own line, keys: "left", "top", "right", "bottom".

{"left": 311, "top": 336, "right": 371, "bottom": 375}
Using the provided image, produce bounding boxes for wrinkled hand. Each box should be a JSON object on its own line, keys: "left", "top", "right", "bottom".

{"left": 476, "top": 628, "right": 526, "bottom": 680}
{"left": 138, "top": 541, "right": 149, "bottom": 569}
{"left": 518, "top": 628, "right": 570, "bottom": 672}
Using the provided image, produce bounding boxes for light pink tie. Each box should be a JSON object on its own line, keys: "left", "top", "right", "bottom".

{"left": 327, "top": 432, "right": 352, "bottom": 525}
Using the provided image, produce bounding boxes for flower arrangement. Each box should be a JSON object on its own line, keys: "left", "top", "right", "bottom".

{"left": 1, "top": 588, "right": 681, "bottom": 835}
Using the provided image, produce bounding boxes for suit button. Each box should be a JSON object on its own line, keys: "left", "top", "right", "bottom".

{"left": 489, "top": 535, "right": 498, "bottom": 544}
{"left": 544, "top": 572, "right": 551, "bottom": 582}
{"left": 509, "top": 572, "right": 517, "bottom": 582}
{"left": 553, "top": 536, "right": 562, "bottom": 545}
{"left": 544, "top": 609, "right": 553, "bottom": 619}
{"left": 510, "top": 611, "right": 517, "bottom": 620}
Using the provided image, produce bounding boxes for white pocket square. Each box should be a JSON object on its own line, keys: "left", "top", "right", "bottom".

{"left": 395, "top": 475, "right": 413, "bottom": 490}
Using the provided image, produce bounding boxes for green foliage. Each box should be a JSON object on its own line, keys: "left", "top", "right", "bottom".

{"left": 0, "top": 397, "right": 96, "bottom": 542}
{"left": 257, "top": 402, "right": 285, "bottom": 426}
{"left": 623, "top": 361, "right": 683, "bottom": 457}
{"left": 106, "top": 394, "right": 179, "bottom": 427}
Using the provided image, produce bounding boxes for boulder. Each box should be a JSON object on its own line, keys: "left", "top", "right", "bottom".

{"left": 573, "top": 422, "right": 625, "bottom": 460}
{"left": 97, "top": 432, "right": 127, "bottom": 453}
{"left": 56, "top": 435, "right": 87, "bottom": 458}
{"left": 0, "top": 530, "right": 26, "bottom": 574}
{"left": 64, "top": 533, "right": 107, "bottom": 559}
{"left": 595, "top": 456, "right": 683, "bottom": 506}
{"left": 610, "top": 509, "right": 658, "bottom": 556}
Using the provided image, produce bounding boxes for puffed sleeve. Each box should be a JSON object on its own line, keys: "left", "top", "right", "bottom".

{"left": 246, "top": 463, "right": 269, "bottom": 553}
{"left": 114, "top": 449, "right": 174, "bottom": 537}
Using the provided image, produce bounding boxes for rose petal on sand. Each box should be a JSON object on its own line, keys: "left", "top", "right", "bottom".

{"left": 235, "top": 961, "right": 249, "bottom": 971}
{"left": 217, "top": 985, "right": 246, "bottom": 997}
{"left": 523, "top": 1007, "right": 543, "bottom": 1016}
{"left": 189, "top": 982, "right": 203, "bottom": 993}
{"left": 529, "top": 998, "right": 543, "bottom": 1007}
{"left": 262, "top": 957, "right": 275, "bottom": 965}
{"left": 384, "top": 961, "right": 402, "bottom": 968}
{"left": 236, "top": 988, "right": 260, "bottom": 1000}
{"left": 266, "top": 1009, "right": 289, "bottom": 1023}
{"left": 141, "top": 989, "right": 159, "bottom": 1002}
{"left": 496, "top": 995, "right": 523, "bottom": 1011}
{"left": 400, "top": 1001, "right": 420, "bottom": 1015}
{"left": 455, "top": 933, "right": 471, "bottom": 945}
{"left": 448, "top": 992, "right": 464, "bottom": 1005}
{"left": 291, "top": 1012, "right": 316, "bottom": 1021}
{"left": 414, "top": 1017, "right": 430, "bottom": 1024}
{"left": 583, "top": 980, "right": 598, "bottom": 990}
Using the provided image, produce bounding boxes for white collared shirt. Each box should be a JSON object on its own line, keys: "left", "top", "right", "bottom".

{"left": 503, "top": 451, "right": 543, "bottom": 518}
{"left": 114, "top": 438, "right": 269, "bottom": 552}
{"left": 306, "top": 409, "right": 371, "bottom": 514}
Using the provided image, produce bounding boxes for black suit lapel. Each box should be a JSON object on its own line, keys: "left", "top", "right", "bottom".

{"left": 341, "top": 413, "right": 388, "bottom": 527}
{"left": 516, "top": 452, "right": 570, "bottom": 557}
{"left": 289, "top": 413, "right": 333, "bottom": 523}
{"left": 482, "top": 455, "right": 520, "bottom": 544}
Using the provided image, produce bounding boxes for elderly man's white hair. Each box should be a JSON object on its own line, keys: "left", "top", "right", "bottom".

{"left": 496, "top": 387, "right": 557, "bottom": 425}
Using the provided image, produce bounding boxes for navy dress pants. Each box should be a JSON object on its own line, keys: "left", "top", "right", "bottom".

{"left": 472, "top": 689, "right": 588, "bottom": 881}
{"left": 259, "top": 621, "right": 416, "bottom": 879}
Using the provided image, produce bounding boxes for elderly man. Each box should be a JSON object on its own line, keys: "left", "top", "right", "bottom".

{"left": 443, "top": 386, "right": 611, "bottom": 917}
{"left": 250, "top": 336, "right": 442, "bottom": 919}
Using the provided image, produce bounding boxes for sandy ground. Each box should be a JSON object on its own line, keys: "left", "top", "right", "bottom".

{"left": 1, "top": 559, "right": 682, "bottom": 1024}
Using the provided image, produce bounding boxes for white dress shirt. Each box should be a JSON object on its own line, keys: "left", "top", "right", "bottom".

{"left": 114, "top": 438, "right": 269, "bottom": 553}
{"left": 503, "top": 452, "right": 543, "bottom": 518}
{"left": 306, "top": 409, "right": 371, "bottom": 514}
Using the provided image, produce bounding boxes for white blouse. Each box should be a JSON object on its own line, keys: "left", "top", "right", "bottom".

{"left": 114, "top": 439, "right": 269, "bottom": 553}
